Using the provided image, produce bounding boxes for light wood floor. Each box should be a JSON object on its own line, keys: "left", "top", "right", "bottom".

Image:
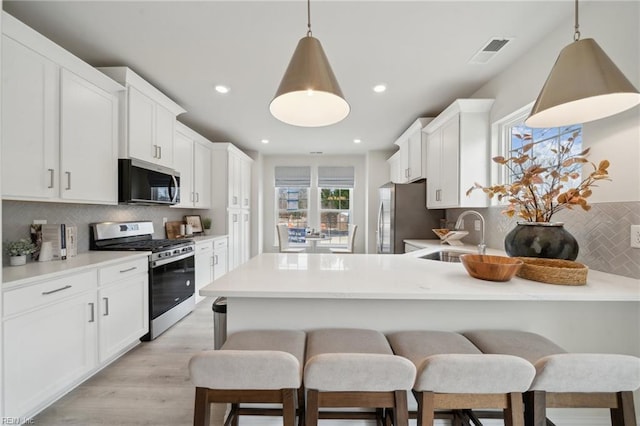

{"left": 34, "top": 297, "right": 226, "bottom": 426}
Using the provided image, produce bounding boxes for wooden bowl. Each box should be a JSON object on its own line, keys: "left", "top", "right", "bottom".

{"left": 459, "top": 254, "right": 524, "bottom": 282}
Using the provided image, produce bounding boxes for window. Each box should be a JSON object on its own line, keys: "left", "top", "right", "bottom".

{"left": 274, "top": 165, "right": 355, "bottom": 247}
{"left": 275, "top": 167, "right": 310, "bottom": 244}
{"left": 497, "top": 104, "right": 583, "bottom": 190}
{"left": 317, "top": 167, "right": 354, "bottom": 246}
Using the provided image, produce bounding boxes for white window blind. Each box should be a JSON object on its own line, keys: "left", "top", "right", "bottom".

{"left": 275, "top": 166, "right": 311, "bottom": 187}
{"left": 318, "top": 166, "right": 355, "bottom": 188}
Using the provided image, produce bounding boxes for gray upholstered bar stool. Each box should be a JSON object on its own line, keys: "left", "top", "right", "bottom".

{"left": 463, "top": 330, "right": 640, "bottom": 426}
{"left": 387, "top": 330, "right": 536, "bottom": 426}
{"left": 304, "top": 328, "right": 416, "bottom": 426}
{"left": 188, "top": 330, "right": 306, "bottom": 426}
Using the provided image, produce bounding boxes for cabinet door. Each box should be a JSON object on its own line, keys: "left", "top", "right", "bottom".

{"left": 213, "top": 240, "right": 228, "bottom": 280}
{"left": 195, "top": 242, "right": 214, "bottom": 303}
{"left": 98, "top": 274, "right": 148, "bottom": 363}
{"left": 228, "top": 211, "right": 241, "bottom": 271}
{"left": 240, "top": 157, "right": 251, "bottom": 209}
{"left": 228, "top": 152, "right": 241, "bottom": 208}
{"left": 396, "top": 138, "right": 409, "bottom": 183}
{"left": 173, "top": 131, "right": 194, "bottom": 208}
{"left": 127, "top": 86, "right": 155, "bottom": 163}
{"left": 439, "top": 115, "right": 460, "bottom": 208}
{"left": 407, "top": 130, "right": 424, "bottom": 181}
{"left": 426, "top": 129, "right": 442, "bottom": 208}
{"left": 1, "top": 35, "right": 59, "bottom": 200}
{"left": 241, "top": 211, "right": 251, "bottom": 264}
{"left": 59, "top": 69, "right": 118, "bottom": 204}
{"left": 3, "top": 291, "right": 97, "bottom": 418}
{"left": 194, "top": 141, "right": 212, "bottom": 209}
{"left": 154, "top": 104, "right": 175, "bottom": 168}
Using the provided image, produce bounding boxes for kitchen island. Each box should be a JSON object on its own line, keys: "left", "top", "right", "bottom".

{"left": 200, "top": 248, "right": 639, "bottom": 352}
{"left": 200, "top": 248, "right": 639, "bottom": 424}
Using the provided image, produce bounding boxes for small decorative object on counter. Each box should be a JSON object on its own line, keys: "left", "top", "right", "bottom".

{"left": 467, "top": 130, "right": 610, "bottom": 260}
{"left": 184, "top": 215, "right": 203, "bottom": 234}
{"left": 5, "top": 238, "right": 36, "bottom": 266}
{"left": 516, "top": 257, "right": 588, "bottom": 286}
{"left": 459, "top": 254, "right": 524, "bottom": 282}
{"left": 202, "top": 217, "right": 212, "bottom": 235}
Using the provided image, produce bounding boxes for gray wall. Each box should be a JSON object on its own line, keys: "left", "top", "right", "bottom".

{"left": 1, "top": 200, "right": 201, "bottom": 264}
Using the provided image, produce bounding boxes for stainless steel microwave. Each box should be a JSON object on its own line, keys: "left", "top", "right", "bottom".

{"left": 118, "top": 159, "right": 180, "bottom": 205}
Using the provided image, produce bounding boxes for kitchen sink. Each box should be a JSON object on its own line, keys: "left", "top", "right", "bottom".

{"left": 419, "top": 250, "right": 469, "bottom": 263}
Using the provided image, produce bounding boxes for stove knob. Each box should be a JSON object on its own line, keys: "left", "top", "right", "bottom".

{"left": 173, "top": 249, "right": 181, "bottom": 255}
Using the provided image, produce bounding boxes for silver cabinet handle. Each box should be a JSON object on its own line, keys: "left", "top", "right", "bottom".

{"left": 158, "top": 145, "right": 162, "bottom": 159}
{"left": 42, "top": 285, "right": 72, "bottom": 295}
{"left": 233, "top": 214, "right": 238, "bottom": 223}
{"left": 103, "top": 297, "right": 109, "bottom": 316}
{"left": 213, "top": 254, "right": 218, "bottom": 265}
{"left": 153, "top": 145, "right": 158, "bottom": 158}
{"left": 233, "top": 196, "right": 238, "bottom": 205}
{"left": 48, "top": 169, "right": 55, "bottom": 188}
{"left": 65, "top": 171, "right": 71, "bottom": 190}
{"left": 119, "top": 266, "right": 137, "bottom": 273}
{"left": 244, "top": 198, "right": 248, "bottom": 206}
{"left": 196, "top": 192, "right": 200, "bottom": 202}
{"left": 88, "top": 302, "right": 95, "bottom": 323}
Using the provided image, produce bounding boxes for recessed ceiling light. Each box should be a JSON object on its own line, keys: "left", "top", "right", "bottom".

{"left": 373, "top": 84, "right": 387, "bottom": 93}
{"left": 214, "top": 85, "right": 230, "bottom": 94}
{"left": 261, "top": 139, "right": 269, "bottom": 144}
{"left": 353, "top": 139, "right": 362, "bottom": 144}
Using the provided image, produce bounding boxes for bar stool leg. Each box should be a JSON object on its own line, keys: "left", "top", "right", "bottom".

{"left": 415, "top": 391, "right": 435, "bottom": 426}
{"left": 524, "top": 391, "right": 546, "bottom": 426}
{"left": 306, "top": 389, "right": 320, "bottom": 426}
{"left": 504, "top": 392, "right": 524, "bottom": 426}
{"left": 393, "top": 390, "right": 409, "bottom": 426}
{"left": 193, "top": 387, "right": 211, "bottom": 426}
{"left": 611, "top": 391, "right": 637, "bottom": 426}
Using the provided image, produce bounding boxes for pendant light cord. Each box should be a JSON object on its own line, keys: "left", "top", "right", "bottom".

{"left": 307, "top": 0, "right": 312, "bottom": 37}
{"left": 573, "top": 0, "right": 581, "bottom": 41}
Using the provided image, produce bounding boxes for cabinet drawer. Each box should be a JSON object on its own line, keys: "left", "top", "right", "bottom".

{"left": 99, "top": 258, "right": 148, "bottom": 286}
{"left": 196, "top": 241, "right": 214, "bottom": 255}
{"left": 4, "top": 270, "right": 97, "bottom": 317}
{"left": 214, "top": 239, "right": 228, "bottom": 250}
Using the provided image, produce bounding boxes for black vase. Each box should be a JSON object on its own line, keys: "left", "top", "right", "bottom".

{"left": 504, "top": 222, "right": 579, "bottom": 261}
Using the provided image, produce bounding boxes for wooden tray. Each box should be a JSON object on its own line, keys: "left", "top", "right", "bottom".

{"left": 515, "top": 257, "right": 588, "bottom": 286}
{"left": 165, "top": 221, "right": 184, "bottom": 240}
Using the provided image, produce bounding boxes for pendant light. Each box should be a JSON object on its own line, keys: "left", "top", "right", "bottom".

{"left": 525, "top": 0, "right": 640, "bottom": 128}
{"left": 270, "top": 0, "right": 350, "bottom": 127}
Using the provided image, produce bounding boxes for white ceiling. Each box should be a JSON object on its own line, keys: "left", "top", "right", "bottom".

{"left": 3, "top": 0, "right": 583, "bottom": 155}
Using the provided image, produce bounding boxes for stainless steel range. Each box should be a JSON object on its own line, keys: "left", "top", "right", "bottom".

{"left": 90, "top": 221, "right": 195, "bottom": 340}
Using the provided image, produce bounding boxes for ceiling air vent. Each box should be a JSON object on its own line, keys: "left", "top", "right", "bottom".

{"left": 469, "top": 37, "right": 514, "bottom": 64}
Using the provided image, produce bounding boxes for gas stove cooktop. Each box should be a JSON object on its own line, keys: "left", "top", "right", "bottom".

{"left": 90, "top": 221, "right": 193, "bottom": 253}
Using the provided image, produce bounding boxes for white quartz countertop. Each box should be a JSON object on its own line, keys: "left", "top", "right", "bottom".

{"left": 3, "top": 251, "right": 150, "bottom": 289}
{"left": 189, "top": 234, "right": 228, "bottom": 243}
{"left": 200, "top": 246, "right": 640, "bottom": 302}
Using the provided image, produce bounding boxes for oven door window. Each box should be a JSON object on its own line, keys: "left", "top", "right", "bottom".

{"left": 149, "top": 255, "right": 195, "bottom": 319}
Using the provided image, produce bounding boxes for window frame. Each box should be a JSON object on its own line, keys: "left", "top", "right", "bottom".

{"left": 317, "top": 187, "right": 353, "bottom": 247}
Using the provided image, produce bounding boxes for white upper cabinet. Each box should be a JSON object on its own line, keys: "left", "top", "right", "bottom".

{"left": 390, "top": 117, "right": 433, "bottom": 183}
{"left": 1, "top": 12, "right": 123, "bottom": 204}
{"left": 98, "top": 66, "right": 185, "bottom": 169}
{"left": 424, "top": 99, "right": 494, "bottom": 209}
{"left": 387, "top": 151, "right": 403, "bottom": 184}
{"left": 173, "top": 122, "right": 212, "bottom": 209}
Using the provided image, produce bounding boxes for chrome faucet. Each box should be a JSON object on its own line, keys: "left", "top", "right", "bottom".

{"left": 455, "top": 210, "right": 486, "bottom": 255}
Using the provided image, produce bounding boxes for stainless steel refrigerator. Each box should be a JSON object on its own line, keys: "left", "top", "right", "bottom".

{"left": 376, "top": 181, "right": 444, "bottom": 254}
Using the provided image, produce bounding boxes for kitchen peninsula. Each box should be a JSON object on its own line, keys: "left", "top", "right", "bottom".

{"left": 200, "top": 247, "right": 640, "bottom": 357}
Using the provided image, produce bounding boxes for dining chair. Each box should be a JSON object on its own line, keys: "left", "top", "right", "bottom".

{"left": 277, "top": 224, "right": 306, "bottom": 253}
{"left": 330, "top": 224, "right": 357, "bottom": 254}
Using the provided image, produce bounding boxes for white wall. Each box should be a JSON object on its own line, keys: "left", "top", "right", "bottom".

{"left": 262, "top": 155, "right": 367, "bottom": 253}
{"left": 472, "top": 1, "right": 640, "bottom": 202}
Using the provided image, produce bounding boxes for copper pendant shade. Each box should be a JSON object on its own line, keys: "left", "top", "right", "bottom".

{"left": 525, "top": 1, "right": 640, "bottom": 128}
{"left": 270, "top": 1, "right": 349, "bottom": 127}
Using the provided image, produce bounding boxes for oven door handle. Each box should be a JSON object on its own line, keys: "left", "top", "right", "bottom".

{"left": 152, "top": 251, "right": 194, "bottom": 267}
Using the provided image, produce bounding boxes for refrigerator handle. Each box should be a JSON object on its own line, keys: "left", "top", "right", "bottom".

{"left": 377, "top": 201, "right": 384, "bottom": 253}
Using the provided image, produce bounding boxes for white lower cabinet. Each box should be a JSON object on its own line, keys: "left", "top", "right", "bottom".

{"left": 3, "top": 272, "right": 98, "bottom": 419}
{"left": 213, "top": 237, "right": 228, "bottom": 281}
{"left": 97, "top": 260, "right": 148, "bottom": 363}
{"left": 2, "top": 257, "right": 149, "bottom": 420}
{"left": 195, "top": 240, "right": 214, "bottom": 303}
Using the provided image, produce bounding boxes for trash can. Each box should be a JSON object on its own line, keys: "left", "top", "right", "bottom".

{"left": 212, "top": 297, "right": 227, "bottom": 350}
